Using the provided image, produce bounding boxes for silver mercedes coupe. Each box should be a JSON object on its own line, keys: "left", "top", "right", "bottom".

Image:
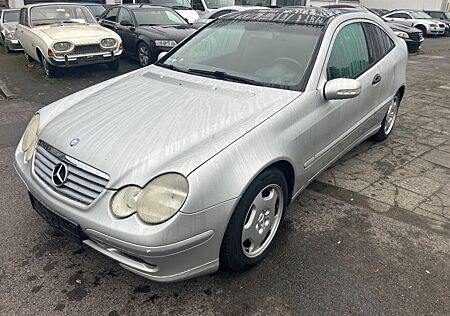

{"left": 14, "top": 7, "right": 407, "bottom": 282}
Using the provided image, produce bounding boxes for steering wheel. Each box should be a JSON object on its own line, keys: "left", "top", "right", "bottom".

{"left": 271, "top": 57, "right": 305, "bottom": 71}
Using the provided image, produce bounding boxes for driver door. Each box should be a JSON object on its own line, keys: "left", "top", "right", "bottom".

{"left": 310, "top": 22, "right": 381, "bottom": 173}
{"left": 116, "top": 8, "right": 136, "bottom": 55}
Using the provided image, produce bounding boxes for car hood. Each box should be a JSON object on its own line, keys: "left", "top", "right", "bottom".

{"left": 39, "top": 66, "right": 300, "bottom": 189}
{"left": 140, "top": 25, "right": 196, "bottom": 42}
{"left": 3, "top": 23, "right": 17, "bottom": 32}
{"left": 39, "top": 24, "right": 113, "bottom": 40}
{"left": 386, "top": 21, "right": 420, "bottom": 33}
{"left": 174, "top": 9, "right": 200, "bottom": 23}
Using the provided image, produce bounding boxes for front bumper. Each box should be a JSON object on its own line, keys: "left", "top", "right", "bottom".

{"left": 14, "top": 145, "right": 237, "bottom": 282}
{"left": 48, "top": 49, "right": 123, "bottom": 68}
{"left": 428, "top": 27, "right": 445, "bottom": 35}
{"left": 404, "top": 38, "right": 423, "bottom": 53}
{"left": 5, "top": 38, "right": 23, "bottom": 51}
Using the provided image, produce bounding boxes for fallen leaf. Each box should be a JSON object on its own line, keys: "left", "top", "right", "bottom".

{"left": 75, "top": 278, "right": 82, "bottom": 284}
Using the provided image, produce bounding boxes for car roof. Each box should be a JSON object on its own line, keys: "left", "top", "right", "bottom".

{"left": 24, "top": 3, "right": 88, "bottom": 8}
{"left": 220, "top": 7, "right": 343, "bottom": 26}
{"left": 119, "top": 4, "right": 170, "bottom": 10}
{"left": 79, "top": 2, "right": 104, "bottom": 6}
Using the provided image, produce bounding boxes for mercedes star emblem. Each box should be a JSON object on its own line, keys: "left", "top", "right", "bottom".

{"left": 70, "top": 138, "right": 80, "bottom": 147}
{"left": 52, "top": 162, "right": 68, "bottom": 187}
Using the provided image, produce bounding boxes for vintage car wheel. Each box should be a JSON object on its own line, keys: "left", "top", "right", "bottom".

{"left": 107, "top": 59, "right": 120, "bottom": 71}
{"left": 220, "top": 168, "right": 288, "bottom": 271}
{"left": 371, "top": 92, "right": 401, "bottom": 142}
{"left": 42, "top": 57, "right": 58, "bottom": 78}
{"left": 137, "top": 42, "right": 155, "bottom": 67}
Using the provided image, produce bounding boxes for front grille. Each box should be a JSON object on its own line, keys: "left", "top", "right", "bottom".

{"left": 70, "top": 44, "right": 103, "bottom": 56}
{"left": 33, "top": 140, "right": 109, "bottom": 205}
{"left": 439, "top": 23, "right": 445, "bottom": 28}
{"left": 410, "top": 32, "right": 423, "bottom": 41}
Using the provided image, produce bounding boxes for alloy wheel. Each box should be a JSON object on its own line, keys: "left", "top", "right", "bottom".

{"left": 138, "top": 44, "right": 149, "bottom": 66}
{"left": 241, "top": 184, "right": 284, "bottom": 258}
{"left": 384, "top": 95, "right": 398, "bottom": 135}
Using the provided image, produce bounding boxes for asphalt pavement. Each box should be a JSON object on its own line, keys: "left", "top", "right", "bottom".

{"left": 0, "top": 38, "right": 449, "bottom": 315}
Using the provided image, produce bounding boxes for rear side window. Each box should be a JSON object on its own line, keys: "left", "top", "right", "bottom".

{"left": 327, "top": 23, "right": 370, "bottom": 80}
{"left": 105, "top": 7, "right": 119, "bottom": 22}
{"left": 363, "top": 22, "right": 394, "bottom": 62}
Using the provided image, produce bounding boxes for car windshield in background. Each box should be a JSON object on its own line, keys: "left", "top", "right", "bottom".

{"left": 3, "top": 10, "right": 20, "bottom": 23}
{"left": 410, "top": 11, "right": 433, "bottom": 19}
{"left": 87, "top": 5, "right": 106, "bottom": 17}
{"left": 445, "top": 12, "right": 450, "bottom": 19}
{"left": 141, "top": 0, "right": 191, "bottom": 10}
{"left": 133, "top": 8, "right": 187, "bottom": 26}
{"left": 204, "top": 0, "right": 234, "bottom": 9}
{"left": 30, "top": 5, "right": 97, "bottom": 26}
{"left": 161, "top": 20, "right": 322, "bottom": 90}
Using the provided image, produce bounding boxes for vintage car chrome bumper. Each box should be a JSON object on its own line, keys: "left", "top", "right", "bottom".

{"left": 48, "top": 49, "right": 123, "bottom": 67}
{"left": 5, "top": 38, "right": 23, "bottom": 51}
{"left": 14, "top": 144, "right": 237, "bottom": 282}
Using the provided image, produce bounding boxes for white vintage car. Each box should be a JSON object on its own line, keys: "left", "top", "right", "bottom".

{"left": 17, "top": 3, "right": 123, "bottom": 77}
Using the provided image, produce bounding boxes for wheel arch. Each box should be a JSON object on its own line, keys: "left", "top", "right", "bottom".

{"left": 398, "top": 85, "right": 405, "bottom": 102}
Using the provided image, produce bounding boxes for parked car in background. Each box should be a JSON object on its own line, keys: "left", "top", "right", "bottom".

{"left": 193, "top": 5, "right": 268, "bottom": 28}
{"left": 424, "top": 10, "right": 450, "bottom": 36}
{"left": 383, "top": 10, "right": 446, "bottom": 36}
{"left": 14, "top": 7, "right": 407, "bottom": 282}
{"left": 139, "top": 0, "right": 199, "bottom": 23}
{"left": 100, "top": 5, "right": 196, "bottom": 67}
{"left": 321, "top": 5, "right": 424, "bottom": 53}
{"left": 80, "top": 2, "right": 107, "bottom": 20}
{"left": 0, "top": 8, "right": 22, "bottom": 52}
{"left": 17, "top": 3, "right": 123, "bottom": 77}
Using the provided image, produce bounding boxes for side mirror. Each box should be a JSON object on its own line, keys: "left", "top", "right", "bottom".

{"left": 158, "top": 51, "right": 168, "bottom": 60}
{"left": 120, "top": 20, "right": 133, "bottom": 27}
{"left": 324, "top": 78, "right": 361, "bottom": 100}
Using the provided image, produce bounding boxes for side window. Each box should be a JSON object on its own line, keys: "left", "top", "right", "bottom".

{"left": 327, "top": 23, "right": 370, "bottom": 80}
{"left": 192, "top": 0, "right": 205, "bottom": 11}
{"left": 24, "top": 9, "right": 29, "bottom": 27}
{"left": 389, "top": 13, "right": 409, "bottom": 19}
{"left": 363, "top": 23, "right": 395, "bottom": 62}
{"left": 210, "top": 9, "right": 234, "bottom": 19}
{"left": 105, "top": 7, "right": 119, "bottom": 22}
{"left": 118, "top": 8, "right": 133, "bottom": 25}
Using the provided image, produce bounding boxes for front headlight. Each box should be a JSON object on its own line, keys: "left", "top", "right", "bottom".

{"left": 53, "top": 41, "right": 74, "bottom": 52}
{"left": 155, "top": 40, "right": 177, "bottom": 48}
{"left": 100, "top": 38, "right": 117, "bottom": 49}
{"left": 111, "top": 173, "right": 189, "bottom": 224}
{"left": 5, "top": 31, "right": 16, "bottom": 40}
{"left": 21, "top": 114, "right": 40, "bottom": 161}
{"left": 394, "top": 31, "right": 409, "bottom": 39}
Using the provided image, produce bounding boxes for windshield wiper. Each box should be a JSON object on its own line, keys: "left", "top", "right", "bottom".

{"left": 139, "top": 23, "right": 157, "bottom": 26}
{"left": 157, "top": 63, "right": 189, "bottom": 74}
{"left": 187, "top": 68, "right": 259, "bottom": 86}
{"left": 169, "top": 5, "right": 192, "bottom": 10}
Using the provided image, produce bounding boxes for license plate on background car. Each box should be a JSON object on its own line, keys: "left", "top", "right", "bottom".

{"left": 29, "top": 193, "right": 86, "bottom": 244}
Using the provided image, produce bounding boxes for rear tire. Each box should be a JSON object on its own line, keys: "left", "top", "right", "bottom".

{"left": 220, "top": 168, "right": 288, "bottom": 272}
{"left": 371, "top": 92, "right": 401, "bottom": 142}
{"left": 107, "top": 59, "right": 120, "bottom": 71}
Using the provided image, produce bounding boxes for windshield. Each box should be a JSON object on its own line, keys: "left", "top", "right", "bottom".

{"left": 204, "top": 0, "right": 234, "bottom": 9}
{"left": 160, "top": 20, "right": 322, "bottom": 90}
{"left": 133, "top": 8, "right": 187, "bottom": 25}
{"left": 141, "top": 0, "right": 192, "bottom": 9}
{"left": 445, "top": 12, "right": 450, "bottom": 19}
{"left": 3, "top": 10, "right": 20, "bottom": 23}
{"left": 87, "top": 5, "right": 106, "bottom": 17}
{"left": 30, "top": 5, "right": 97, "bottom": 26}
{"left": 410, "top": 11, "right": 432, "bottom": 19}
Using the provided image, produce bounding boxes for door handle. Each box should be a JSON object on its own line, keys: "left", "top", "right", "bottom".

{"left": 372, "top": 74, "right": 382, "bottom": 85}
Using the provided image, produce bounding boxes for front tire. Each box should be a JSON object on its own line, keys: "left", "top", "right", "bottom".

{"left": 137, "top": 42, "right": 155, "bottom": 67}
{"left": 42, "top": 57, "right": 58, "bottom": 78}
{"left": 371, "top": 92, "right": 401, "bottom": 142}
{"left": 220, "top": 168, "right": 288, "bottom": 271}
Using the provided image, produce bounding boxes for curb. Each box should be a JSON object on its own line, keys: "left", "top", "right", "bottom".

{"left": 0, "top": 79, "right": 16, "bottom": 100}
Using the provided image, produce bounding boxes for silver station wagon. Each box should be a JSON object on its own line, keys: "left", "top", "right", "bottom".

{"left": 14, "top": 8, "right": 407, "bottom": 282}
